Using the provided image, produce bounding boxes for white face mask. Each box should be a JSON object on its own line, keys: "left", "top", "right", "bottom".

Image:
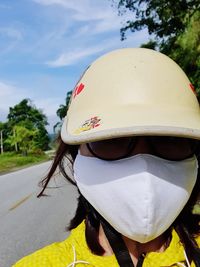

{"left": 74, "top": 154, "right": 198, "bottom": 243}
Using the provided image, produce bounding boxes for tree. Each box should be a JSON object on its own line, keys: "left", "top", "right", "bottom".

{"left": 6, "top": 99, "right": 49, "bottom": 151}
{"left": 8, "top": 99, "right": 48, "bottom": 129}
{"left": 0, "top": 121, "right": 12, "bottom": 152}
{"left": 163, "top": 11, "right": 200, "bottom": 94}
{"left": 0, "top": 122, "right": 4, "bottom": 131}
{"left": 5, "top": 125, "right": 37, "bottom": 155}
{"left": 54, "top": 91, "right": 72, "bottom": 132}
{"left": 114, "top": 0, "right": 200, "bottom": 93}
{"left": 56, "top": 91, "right": 72, "bottom": 121}
{"left": 116, "top": 0, "right": 199, "bottom": 41}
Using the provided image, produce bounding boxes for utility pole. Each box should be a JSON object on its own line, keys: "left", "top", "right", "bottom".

{"left": 0, "top": 130, "right": 3, "bottom": 154}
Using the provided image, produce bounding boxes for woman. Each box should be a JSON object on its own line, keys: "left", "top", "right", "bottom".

{"left": 14, "top": 48, "right": 200, "bottom": 267}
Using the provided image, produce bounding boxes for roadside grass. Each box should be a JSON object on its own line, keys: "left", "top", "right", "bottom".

{"left": 0, "top": 152, "right": 51, "bottom": 175}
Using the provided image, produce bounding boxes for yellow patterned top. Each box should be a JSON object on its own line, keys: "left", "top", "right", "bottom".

{"left": 13, "top": 221, "right": 200, "bottom": 267}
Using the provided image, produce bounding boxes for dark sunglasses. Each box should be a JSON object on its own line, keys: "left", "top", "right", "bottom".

{"left": 86, "top": 136, "right": 199, "bottom": 161}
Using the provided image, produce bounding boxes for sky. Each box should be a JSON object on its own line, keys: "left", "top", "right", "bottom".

{"left": 0, "top": 0, "right": 149, "bottom": 133}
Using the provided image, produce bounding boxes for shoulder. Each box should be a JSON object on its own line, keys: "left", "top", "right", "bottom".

{"left": 13, "top": 222, "right": 118, "bottom": 267}
{"left": 13, "top": 222, "right": 87, "bottom": 267}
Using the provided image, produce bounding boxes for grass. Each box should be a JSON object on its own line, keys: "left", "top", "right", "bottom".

{"left": 0, "top": 152, "right": 51, "bottom": 175}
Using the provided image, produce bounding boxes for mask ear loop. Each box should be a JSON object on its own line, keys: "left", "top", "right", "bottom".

{"left": 183, "top": 250, "right": 191, "bottom": 267}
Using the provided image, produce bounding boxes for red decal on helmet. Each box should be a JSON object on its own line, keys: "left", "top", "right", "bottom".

{"left": 90, "top": 117, "right": 101, "bottom": 128}
{"left": 189, "top": 83, "right": 197, "bottom": 95}
{"left": 73, "top": 83, "right": 85, "bottom": 98}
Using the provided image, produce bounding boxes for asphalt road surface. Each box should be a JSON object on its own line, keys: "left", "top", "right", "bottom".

{"left": 0, "top": 162, "right": 78, "bottom": 267}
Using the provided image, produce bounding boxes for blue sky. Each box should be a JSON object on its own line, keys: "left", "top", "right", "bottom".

{"left": 0, "top": 0, "right": 149, "bottom": 133}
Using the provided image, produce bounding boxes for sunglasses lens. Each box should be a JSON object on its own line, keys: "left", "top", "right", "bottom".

{"left": 87, "top": 137, "right": 199, "bottom": 161}
{"left": 149, "top": 137, "right": 199, "bottom": 160}
{"left": 88, "top": 137, "right": 135, "bottom": 160}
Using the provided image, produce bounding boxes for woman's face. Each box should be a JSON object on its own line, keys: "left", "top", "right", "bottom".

{"left": 75, "top": 136, "right": 199, "bottom": 245}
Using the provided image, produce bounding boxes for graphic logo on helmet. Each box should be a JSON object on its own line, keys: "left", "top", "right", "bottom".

{"left": 74, "top": 116, "right": 101, "bottom": 134}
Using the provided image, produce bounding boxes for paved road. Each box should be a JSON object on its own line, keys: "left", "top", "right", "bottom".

{"left": 0, "top": 162, "right": 78, "bottom": 267}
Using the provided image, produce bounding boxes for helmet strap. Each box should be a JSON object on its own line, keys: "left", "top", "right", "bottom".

{"left": 81, "top": 196, "right": 144, "bottom": 267}
{"left": 100, "top": 217, "right": 135, "bottom": 267}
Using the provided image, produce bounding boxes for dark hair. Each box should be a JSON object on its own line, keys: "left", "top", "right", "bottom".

{"left": 38, "top": 136, "right": 200, "bottom": 263}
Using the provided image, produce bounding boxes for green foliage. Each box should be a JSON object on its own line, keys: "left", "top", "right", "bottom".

{"left": 117, "top": 0, "right": 200, "bottom": 40}
{"left": 33, "top": 125, "right": 49, "bottom": 151}
{"left": 140, "top": 40, "right": 157, "bottom": 49}
{"left": 0, "top": 122, "right": 4, "bottom": 131}
{"left": 56, "top": 91, "right": 72, "bottom": 120}
{"left": 162, "top": 11, "right": 200, "bottom": 94}
{"left": 5, "top": 125, "right": 37, "bottom": 155}
{"left": 48, "top": 133, "right": 57, "bottom": 149}
{"left": 115, "top": 0, "right": 200, "bottom": 93}
{"left": 54, "top": 91, "right": 72, "bottom": 132}
{"left": 0, "top": 121, "right": 11, "bottom": 151}
{"left": 3, "top": 99, "right": 49, "bottom": 153}
{"left": 8, "top": 99, "right": 48, "bottom": 129}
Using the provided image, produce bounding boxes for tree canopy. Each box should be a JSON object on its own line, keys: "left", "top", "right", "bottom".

{"left": 117, "top": 0, "right": 199, "bottom": 40}
{"left": 2, "top": 99, "right": 49, "bottom": 153}
{"left": 8, "top": 99, "right": 48, "bottom": 129}
{"left": 54, "top": 91, "right": 72, "bottom": 132}
{"left": 56, "top": 91, "right": 72, "bottom": 121}
{"left": 115, "top": 0, "right": 200, "bottom": 94}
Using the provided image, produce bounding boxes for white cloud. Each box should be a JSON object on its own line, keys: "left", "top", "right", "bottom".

{"left": 0, "top": 109, "right": 8, "bottom": 122}
{"left": 0, "top": 81, "right": 28, "bottom": 111}
{"left": 0, "top": 81, "right": 14, "bottom": 97}
{"left": 30, "top": 0, "right": 145, "bottom": 66}
{"left": 35, "top": 97, "right": 63, "bottom": 116}
{"left": 32, "top": 0, "right": 91, "bottom": 15}
{"left": 35, "top": 98, "right": 64, "bottom": 132}
{"left": 92, "top": 18, "right": 121, "bottom": 34}
{"left": 46, "top": 28, "right": 148, "bottom": 68}
{"left": 0, "top": 27, "right": 23, "bottom": 53}
{"left": 32, "top": 0, "right": 124, "bottom": 24}
{"left": 0, "top": 81, "right": 28, "bottom": 122}
{"left": 46, "top": 114, "right": 59, "bottom": 132}
{"left": 0, "top": 80, "right": 64, "bottom": 132}
{"left": 46, "top": 45, "right": 106, "bottom": 67}
{"left": 0, "top": 80, "right": 60, "bottom": 117}
{"left": 0, "top": 81, "right": 13, "bottom": 121}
